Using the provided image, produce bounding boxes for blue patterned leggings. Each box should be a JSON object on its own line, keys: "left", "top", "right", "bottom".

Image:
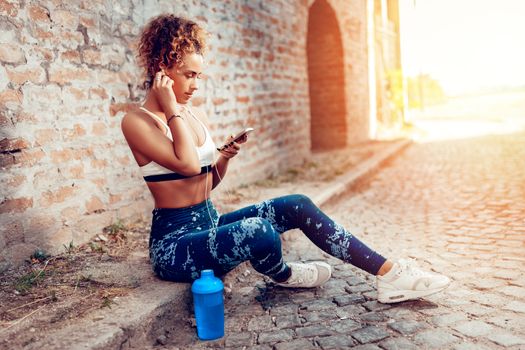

{"left": 149, "top": 194, "right": 386, "bottom": 282}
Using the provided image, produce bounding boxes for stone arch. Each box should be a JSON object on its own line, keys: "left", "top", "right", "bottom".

{"left": 307, "top": 0, "right": 347, "bottom": 150}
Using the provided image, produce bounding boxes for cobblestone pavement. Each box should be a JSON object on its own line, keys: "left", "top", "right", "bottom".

{"left": 178, "top": 130, "right": 525, "bottom": 350}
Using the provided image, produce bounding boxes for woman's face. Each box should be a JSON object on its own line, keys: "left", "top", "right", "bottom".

{"left": 164, "top": 52, "right": 204, "bottom": 104}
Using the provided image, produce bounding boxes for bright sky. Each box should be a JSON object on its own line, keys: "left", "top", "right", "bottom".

{"left": 399, "top": 0, "right": 525, "bottom": 95}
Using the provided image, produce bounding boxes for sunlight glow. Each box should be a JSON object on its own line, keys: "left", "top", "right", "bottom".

{"left": 400, "top": 0, "right": 525, "bottom": 95}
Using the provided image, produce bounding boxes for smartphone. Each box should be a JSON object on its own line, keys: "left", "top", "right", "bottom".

{"left": 217, "top": 127, "right": 254, "bottom": 151}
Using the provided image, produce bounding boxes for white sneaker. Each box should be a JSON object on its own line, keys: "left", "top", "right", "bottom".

{"left": 377, "top": 259, "right": 450, "bottom": 303}
{"left": 275, "top": 261, "right": 332, "bottom": 288}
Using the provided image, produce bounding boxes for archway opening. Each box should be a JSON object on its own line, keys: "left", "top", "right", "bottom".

{"left": 307, "top": 0, "right": 347, "bottom": 151}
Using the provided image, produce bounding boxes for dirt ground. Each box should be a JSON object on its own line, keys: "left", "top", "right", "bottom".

{"left": 0, "top": 221, "right": 150, "bottom": 338}
{"left": 0, "top": 139, "right": 398, "bottom": 345}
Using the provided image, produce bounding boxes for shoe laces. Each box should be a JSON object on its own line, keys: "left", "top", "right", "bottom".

{"left": 397, "top": 259, "right": 429, "bottom": 278}
{"left": 289, "top": 263, "right": 316, "bottom": 284}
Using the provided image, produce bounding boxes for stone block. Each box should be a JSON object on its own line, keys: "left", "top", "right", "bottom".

{"left": 329, "top": 318, "right": 362, "bottom": 333}
{"left": 333, "top": 294, "right": 365, "bottom": 306}
{"left": 225, "top": 332, "right": 253, "bottom": 347}
{"left": 275, "top": 314, "right": 301, "bottom": 329}
{"left": 345, "top": 284, "right": 374, "bottom": 293}
{"left": 274, "top": 338, "right": 316, "bottom": 350}
{"left": 413, "top": 329, "right": 459, "bottom": 348}
{"left": 379, "top": 337, "right": 418, "bottom": 350}
{"left": 487, "top": 332, "right": 525, "bottom": 347}
{"left": 257, "top": 329, "right": 294, "bottom": 344}
{"left": 431, "top": 313, "right": 467, "bottom": 326}
{"left": 452, "top": 320, "right": 494, "bottom": 337}
{"left": 300, "top": 299, "right": 336, "bottom": 311}
{"left": 317, "top": 335, "right": 357, "bottom": 349}
{"left": 294, "top": 324, "right": 333, "bottom": 338}
{"left": 351, "top": 326, "right": 390, "bottom": 344}
{"left": 247, "top": 315, "right": 274, "bottom": 331}
{"left": 387, "top": 320, "right": 427, "bottom": 335}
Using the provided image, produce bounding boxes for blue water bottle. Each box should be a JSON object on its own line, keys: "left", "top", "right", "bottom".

{"left": 191, "top": 269, "right": 224, "bottom": 340}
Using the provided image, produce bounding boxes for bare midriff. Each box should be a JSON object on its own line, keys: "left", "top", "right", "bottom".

{"left": 145, "top": 172, "right": 213, "bottom": 208}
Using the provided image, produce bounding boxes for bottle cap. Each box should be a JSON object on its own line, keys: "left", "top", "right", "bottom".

{"left": 191, "top": 269, "right": 224, "bottom": 294}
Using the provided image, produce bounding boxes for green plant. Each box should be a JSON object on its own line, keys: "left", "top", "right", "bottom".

{"left": 15, "top": 270, "right": 46, "bottom": 294}
{"left": 63, "top": 240, "right": 75, "bottom": 254}
{"left": 100, "top": 296, "right": 116, "bottom": 309}
{"left": 88, "top": 242, "right": 107, "bottom": 253}
{"left": 105, "top": 220, "right": 127, "bottom": 236}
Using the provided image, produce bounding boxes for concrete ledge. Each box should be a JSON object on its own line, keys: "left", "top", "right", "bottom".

{"left": 23, "top": 278, "right": 192, "bottom": 350}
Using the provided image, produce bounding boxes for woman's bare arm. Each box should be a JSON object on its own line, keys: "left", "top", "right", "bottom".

{"left": 121, "top": 112, "right": 201, "bottom": 176}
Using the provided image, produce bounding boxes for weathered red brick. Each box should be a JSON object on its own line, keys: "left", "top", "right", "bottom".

{"left": 236, "top": 96, "right": 250, "bottom": 103}
{"left": 0, "top": 137, "right": 30, "bottom": 152}
{"left": 0, "top": 220, "right": 24, "bottom": 247}
{"left": 0, "top": 89, "right": 22, "bottom": 108}
{"left": 49, "top": 65, "right": 90, "bottom": 85}
{"left": 109, "top": 102, "right": 135, "bottom": 117}
{"left": 90, "top": 159, "right": 107, "bottom": 169}
{"left": 191, "top": 96, "right": 205, "bottom": 106}
{"left": 213, "top": 98, "right": 227, "bottom": 106}
{"left": 83, "top": 48, "right": 102, "bottom": 65}
{"left": 61, "top": 50, "right": 81, "bottom": 64}
{"left": 50, "top": 149, "right": 75, "bottom": 163}
{"left": 0, "top": 0, "right": 19, "bottom": 17}
{"left": 33, "top": 27, "right": 54, "bottom": 40}
{"left": 28, "top": 4, "right": 50, "bottom": 22}
{"left": 62, "top": 124, "right": 86, "bottom": 141}
{"left": 109, "top": 193, "right": 122, "bottom": 204}
{"left": 34, "top": 128, "right": 58, "bottom": 146}
{"left": 64, "top": 86, "right": 88, "bottom": 100}
{"left": 79, "top": 16, "right": 96, "bottom": 28}
{"left": 89, "top": 87, "right": 108, "bottom": 99}
{"left": 51, "top": 10, "right": 79, "bottom": 30}
{"left": 60, "top": 206, "right": 80, "bottom": 223}
{"left": 0, "top": 197, "right": 33, "bottom": 214}
{"left": 14, "top": 149, "right": 45, "bottom": 166}
{"left": 116, "top": 155, "right": 131, "bottom": 165}
{"left": 0, "top": 43, "right": 26, "bottom": 64}
{"left": 91, "top": 122, "right": 107, "bottom": 136}
{"left": 2, "top": 174, "right": 26, "bottom": 188}
{"left": 39, "top": 186, "right": 76, "bottom": 207}
{"left": 92, "top": 178, "right": 107, "bottom": 189}
{"left": 85, "top": 195, "right": 104, "bottom": 213}
{"left": 6, "top": 65, "right": 46, "bottom": 85}
{"left": 66, "top": 164, "right": 85, "bottom": 178}
{"left": 0, "top": 153, "right": 15, "bottom": 168}
{"left": 30, "top": 47, "right": 54, "bottom": 62}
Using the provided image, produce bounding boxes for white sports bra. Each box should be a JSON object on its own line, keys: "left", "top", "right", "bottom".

{"left": 138, "top": 106, "right": 216, "bottom": 182}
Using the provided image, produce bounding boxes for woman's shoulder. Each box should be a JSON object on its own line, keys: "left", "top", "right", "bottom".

{"left": 121, "top": 107, "right": 155, "bottom": 133}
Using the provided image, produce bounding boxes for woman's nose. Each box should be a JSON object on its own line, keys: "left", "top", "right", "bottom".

{"left": 190, "top": 78, "right": 199, "bottom": 90}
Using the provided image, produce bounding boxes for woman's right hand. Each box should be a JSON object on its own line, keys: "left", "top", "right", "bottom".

{"left": 152, "top": 70, "right": 182, "bottom": 116}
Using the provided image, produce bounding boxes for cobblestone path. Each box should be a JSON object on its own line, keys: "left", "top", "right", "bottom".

{"left": 179, "top": 131, "right": 525, "bottom": 350}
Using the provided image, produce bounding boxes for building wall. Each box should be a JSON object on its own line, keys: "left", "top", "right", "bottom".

{"left": 0, "top": 0, "right": 373, "bottom": 266}
{"left": 307, "top": 0, "right": 371, "bottom": 148}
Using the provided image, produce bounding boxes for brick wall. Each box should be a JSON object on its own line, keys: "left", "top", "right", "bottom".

{"left": 0, "top": 0, "right": 371, "bottom": 266}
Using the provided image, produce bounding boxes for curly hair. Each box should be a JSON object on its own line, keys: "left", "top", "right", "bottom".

{"left": 137, "top": 14, "right": 208, "bottom": 89}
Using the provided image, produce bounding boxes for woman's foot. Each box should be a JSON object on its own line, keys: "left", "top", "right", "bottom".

{"left": 377, "top": 259, "right": 450, "bottom": 303}
{"left": 275, "top": 261, "right": 332, "bottom": 288}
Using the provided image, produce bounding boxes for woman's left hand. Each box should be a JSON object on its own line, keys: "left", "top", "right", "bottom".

{"left": 219, "top": 134, "right": 243, "bottom": 159}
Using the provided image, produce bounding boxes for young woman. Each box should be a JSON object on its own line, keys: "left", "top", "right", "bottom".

{"left": 121, "top": 14, "right": 450, "bottom": 303}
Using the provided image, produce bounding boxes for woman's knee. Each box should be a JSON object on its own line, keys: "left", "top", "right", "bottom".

{"left": 286, "top": 193, "right": 315, "bottom": 209}
{"left": 241, "top": 217, "right": 281, "bottom": 251}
